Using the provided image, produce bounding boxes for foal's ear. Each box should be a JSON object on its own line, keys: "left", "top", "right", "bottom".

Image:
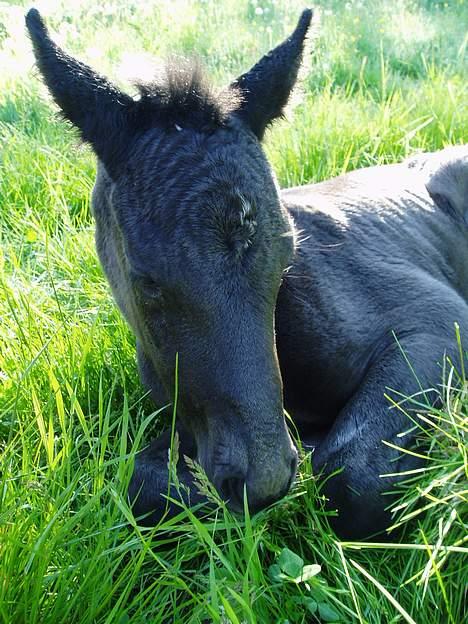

{"left": 231, "top": 9, "right": 313, "bottom": 140}
{"left": 25, "top": 8, "right": 133, "bottom": 175}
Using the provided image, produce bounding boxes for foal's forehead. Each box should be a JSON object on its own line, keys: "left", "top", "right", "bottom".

{"left": 126, "top": 123, "right": 275, "bottom": 211}
{"left": 115, "top": 120, "right": 289, "bottom": 267}
{"left": 117, "top": 135, "right": 288, "bottom": 271}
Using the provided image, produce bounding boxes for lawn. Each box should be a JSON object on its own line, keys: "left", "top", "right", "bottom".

{"left": 0, "top": 0, "right": 467, "bottom": 622}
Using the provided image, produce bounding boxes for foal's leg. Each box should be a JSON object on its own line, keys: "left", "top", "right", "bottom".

{"left": 313, "top": 332, "right": 464, "bottom": 540}
{"left": 128, "top": 427, "right": 207, "bottom": 525}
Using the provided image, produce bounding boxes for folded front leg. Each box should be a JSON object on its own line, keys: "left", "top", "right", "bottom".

{"left": 313, "top": 331, "right": 464, "bottom": 540}
{"left": 128, "top": 428, "right": 207, "bottom": 525}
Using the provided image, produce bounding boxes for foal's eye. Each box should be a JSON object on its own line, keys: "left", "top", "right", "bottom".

{"left": 132, "top": 274, "right": 163, "bottom": 302}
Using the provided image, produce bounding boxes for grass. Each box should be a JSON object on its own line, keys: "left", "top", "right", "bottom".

{"left": 0, "top": 0, "right": 467, "bottom": 622}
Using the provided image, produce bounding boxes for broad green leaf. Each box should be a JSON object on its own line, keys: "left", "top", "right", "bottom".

{"left": 268, "top": 564, "right": 291, "bottom": 583}
{"left": 278, "top": 548, "right": 304, "bottom": 578}
{"left": 268, "top": 563, "right": 284, "bottom": 583}
{"left": 318, "top": 602, "right": 341, "bottom": 622}
{"left": 304, "top": 598, "right": 318, "bottom": 615}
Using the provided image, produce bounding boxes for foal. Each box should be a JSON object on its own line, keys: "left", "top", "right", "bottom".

{"left": 26, "top": 7, "right": 468, "bottom": 539}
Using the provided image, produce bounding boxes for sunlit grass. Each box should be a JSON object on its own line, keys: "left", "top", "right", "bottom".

{"left": 1, "top": 1, "right": 467, "bottom": 622}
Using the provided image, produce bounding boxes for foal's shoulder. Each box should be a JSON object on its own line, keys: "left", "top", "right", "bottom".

{"left": 281, "top": 161, "right": 419, "bottom": 212}
{"left": 282, "top": 146, "right": 468, "bottom": 226}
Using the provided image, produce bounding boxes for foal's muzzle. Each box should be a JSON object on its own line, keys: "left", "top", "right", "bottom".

{"left": 213, "top": 443, "right": 298, "bottom": 512}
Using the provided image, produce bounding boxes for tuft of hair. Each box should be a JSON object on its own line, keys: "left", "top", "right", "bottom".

{"left": 134, "top": 59, "right": 242, "bottom": 131}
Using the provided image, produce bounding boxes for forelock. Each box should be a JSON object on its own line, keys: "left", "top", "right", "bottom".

{"left": 134, "top": 59, "right": 242, "bottom": 131}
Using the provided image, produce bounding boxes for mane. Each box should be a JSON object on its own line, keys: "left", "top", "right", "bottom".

{"left": 134, "top": 60, "right": 242, "bottom": 131}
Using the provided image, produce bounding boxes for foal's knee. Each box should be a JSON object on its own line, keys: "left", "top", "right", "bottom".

{"left": 129, "top": 452, "right": 170, "bottom": 525}
{"left": 318, "top": 467, "right": 392, "bottom": 540}
{"left": 314, "top": 448, "right": 420, "bottom": 540}
{"left": 128, "top": 431, "right": 203, "bottom": 526}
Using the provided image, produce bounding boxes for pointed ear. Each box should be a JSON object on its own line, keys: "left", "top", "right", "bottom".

{"left": 231, "top": 9, "right": 313, "bottom": 140}
{"left": 25, "top": 8, "right": 134, "bottom": 175}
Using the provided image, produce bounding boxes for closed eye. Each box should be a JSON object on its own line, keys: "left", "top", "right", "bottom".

{"left": 130, "top": 272, "right": 164, "bottom": 301}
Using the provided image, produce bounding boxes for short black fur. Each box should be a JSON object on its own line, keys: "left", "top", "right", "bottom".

{"left": 26, "top": 8, "right": 468, "bottom": 540}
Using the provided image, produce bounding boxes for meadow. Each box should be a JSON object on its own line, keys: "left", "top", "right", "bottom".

{"left": 0, "top": 0, "right": 467, "bottom": 622}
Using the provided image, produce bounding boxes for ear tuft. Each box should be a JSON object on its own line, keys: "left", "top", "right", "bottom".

{"left": 232, "top": 9, "right": 313, "bottom": 139}
{"left": 25, "top": 8, "right": 48, "bottom": 40}
{"left": 294, "top": 8, "right": 314, "bottom": 40}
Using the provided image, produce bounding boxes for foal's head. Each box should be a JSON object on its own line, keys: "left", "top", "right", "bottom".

{"left": 26, "top": 8, "right": 312, "bottom": 512}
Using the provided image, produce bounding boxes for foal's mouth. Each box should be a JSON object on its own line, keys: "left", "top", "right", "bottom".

{"left": 217, "top": 465, "right": 297, "bottom": 514}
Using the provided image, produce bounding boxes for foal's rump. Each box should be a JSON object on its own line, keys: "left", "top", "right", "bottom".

{"left": 280, "top": 145, "right": 468, "bottom": 369}
{"left": 406, "top": 145, "right": 468, "bottom": 224}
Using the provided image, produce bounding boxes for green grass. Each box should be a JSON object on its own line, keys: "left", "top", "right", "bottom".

{"left": 1, "top": 0, "right": 467, "bottom": 622}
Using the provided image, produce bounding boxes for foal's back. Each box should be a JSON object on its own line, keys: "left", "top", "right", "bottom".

{"left": 275, "top": 147, "right": 468, "bottom": 538}
{"left": 282, "top": 149, "right": 468, "bottom": 322}
{"left": 277, "top": 148, "right": 468, "bottom": 435}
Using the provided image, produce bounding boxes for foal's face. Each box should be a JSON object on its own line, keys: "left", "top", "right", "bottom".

{"left": 106, "top": 121, "right": 297, "bottom": 509}
{"left": 27, "top": 6, "right": 312, "bottom": 512}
